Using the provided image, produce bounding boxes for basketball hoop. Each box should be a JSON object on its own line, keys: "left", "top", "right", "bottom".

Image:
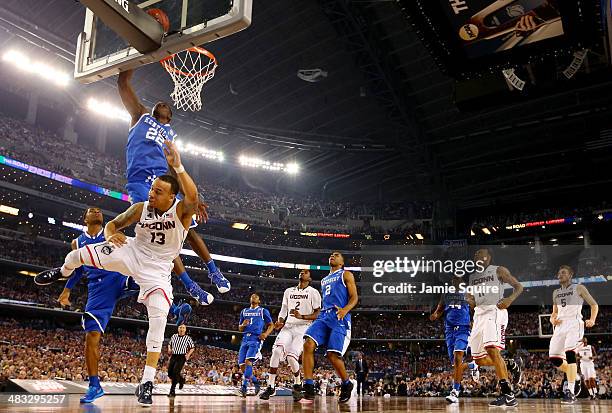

{"left": 160, "top": 47, "right": 217, "bottom": 112}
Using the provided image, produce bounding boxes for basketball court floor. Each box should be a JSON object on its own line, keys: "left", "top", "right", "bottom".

{"left": 0, "top": 396, "right": 609, "bottom": 413}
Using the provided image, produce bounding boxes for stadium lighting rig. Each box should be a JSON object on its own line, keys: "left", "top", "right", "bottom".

{"left": 2, "top": 50, "right": 70, "bottom": 87}
{"left": 87, "top": 98, "right": 131, "bottom": 122}
{"left": 239, "top": 155, "right": 300, "bottom": 175}
{"left": 174, "top": 140, "right": 224, "bottom": 162}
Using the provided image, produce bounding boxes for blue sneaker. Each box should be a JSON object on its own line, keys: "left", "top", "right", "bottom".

{"left": 209, "top": 270, "right": 231, "bottom": 293}
{"left": 186, "top": 283, "right": 214, "bottom": 306}
{"left": 176, "top": 303, "right": 192, "bottom": 325}
{"left": 80, "top": 386, "right": 104, "bottom": 403}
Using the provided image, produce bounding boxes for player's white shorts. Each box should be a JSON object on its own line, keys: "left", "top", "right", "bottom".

{"left": 580, "top": 361, "right": 596, "bottom": 379}
{"left": 273, "top": 324, "right": 309, "bottom": 361}
{"left": 79, "top": 238, "right": 174, "bottom": 305}
{"left": 548, "top": 319, "right": 584, "bottom": 359}
{"left": 469, "top": 306, "right": 508, "bottom": 359}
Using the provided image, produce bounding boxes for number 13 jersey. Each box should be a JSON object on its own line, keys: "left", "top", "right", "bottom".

{"left": 134, "top": 199, "right": 188, "bottom": 267}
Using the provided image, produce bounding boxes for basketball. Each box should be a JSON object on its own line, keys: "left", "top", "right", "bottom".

{"left": 147, "top": 8, "right": 170, "bottom": 33}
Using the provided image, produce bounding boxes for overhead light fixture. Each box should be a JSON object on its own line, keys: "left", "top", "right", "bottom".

{"left": 2, "top": 50, "right": 70, "bottom": 87}
{"left": 470, "top": 230, "right": 476, "bottom": 236}
{"left": 87, "top": 98, "right": 131, "bottom": 122}
{"left": 174, "top": 140, "right": 224, "bottom": 162}
{"left": 415, "top": 233, "right": 424, "bottom": 240}
{"left": 239, "top": 156, "right": 299, "bottom": 174}
{"left": 0, "top": 204, "right": 19, "bottom": 216}
{"left": 482, "top": 228, "right": 491, "bottom": 235}
{"left": 231, "top": 222, "right": 249, "bottom": 230}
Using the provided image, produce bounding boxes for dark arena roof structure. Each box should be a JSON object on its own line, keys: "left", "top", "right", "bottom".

{"left": 0, "top": 0, "right": 611, "bottom": 225}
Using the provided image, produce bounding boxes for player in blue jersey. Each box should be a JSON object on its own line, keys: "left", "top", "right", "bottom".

{"left": 43, "top": 207, "right": 192, "bottom": 403}
{"left": 301, "top": 252, "right": 359, "bottom": 403}
{"left": 237, "top": 293, "right": 274, "bottom": 397}
{"left": 44, "top": 207, "right": 139, "bottom": 403}
{"left": 117, "top": 69, "right": 230, "bottom": 302}
{"left": 429, "top": 276, "right": 479, "bottom": 403}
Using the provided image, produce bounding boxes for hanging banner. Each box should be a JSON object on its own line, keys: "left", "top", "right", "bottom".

{"left": 563, "top": 49, "right": 588, "bottom": 79}
{"left": 502, "top": 68, "right": 526, "bottom": 91}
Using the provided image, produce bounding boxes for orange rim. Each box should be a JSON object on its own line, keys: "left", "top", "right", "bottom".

{"left": 160, "top": 47, "right": 217, "bottom": 78}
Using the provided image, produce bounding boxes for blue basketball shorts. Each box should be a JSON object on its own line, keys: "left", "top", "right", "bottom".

{"left": 304, "top": 309, "right": 352, "bottom": 356}
{"left": 82, "top": 273, "right": 132, "bottom": 333}
{"left": 238, "top": 335, "right": 263, "bottom": 365}
{"left": 445, "top": 324, "right": 471, "bottom": 363}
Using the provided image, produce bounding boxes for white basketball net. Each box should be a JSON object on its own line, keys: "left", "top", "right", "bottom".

{"left": 160, "top": 47, "right": 217, "bottom": 112}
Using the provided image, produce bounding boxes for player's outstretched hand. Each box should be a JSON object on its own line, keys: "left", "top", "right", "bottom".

{"left": 585, "top": 319, "right": 595, "bottom": 328}
{"left": 57, "top": 288, "right": 71, "bottom": 307}
{"left": 335, "top": 305, "right": 349, "bottom": 320}
{"left": 196, "top": 200, "right": 209, "bottom": 224}
{"left": 163, "top": 139, "right": 182, "bottom": 169}
{"left": 107, "top": 232, "right": 127, "bottom": 248}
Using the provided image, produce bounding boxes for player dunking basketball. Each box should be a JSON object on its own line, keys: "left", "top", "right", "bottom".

{"left": 548, "top": 265, "right": 598, "bottom": 404}
{"left": 300, "top": 252, "right": 358, "bottom": 404}
{"left": 259, "top": 269, "right": 321, "bottom": 401}
{"left": 36, "top": 140, "right": 197, "bottom": 406}
{"left": 117, "top": 69, "right": 230, "bottom": 300}
{"left": 466, "top": 248, "right": 524, "bottom": 407}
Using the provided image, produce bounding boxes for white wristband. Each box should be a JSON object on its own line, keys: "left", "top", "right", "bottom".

{"left": 174, "top": 164, "right": 185, "bottom": 174}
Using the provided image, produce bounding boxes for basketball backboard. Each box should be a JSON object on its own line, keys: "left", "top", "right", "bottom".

{"left": 75, "top": 0, "right": 252, "bottom": 84}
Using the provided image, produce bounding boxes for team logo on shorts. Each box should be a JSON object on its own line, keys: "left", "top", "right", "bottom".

{"left": 101, "top": 245, "right": 114, "bottom": 255}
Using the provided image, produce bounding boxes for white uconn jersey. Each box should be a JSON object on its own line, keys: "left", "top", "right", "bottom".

{"left": 280, "top": 286, "right": 322, "bottom": 326}
{"left": 577, "top": 344, "right": 594, "bottom": 363}
{"left": 469, "top": 265, "right": 505, "bottom": 310}
{"left": 134, "top": 200, "right": 188, "bottom": 265}
{"left": 553, "top": 283, "right": 583, "bottom": 320}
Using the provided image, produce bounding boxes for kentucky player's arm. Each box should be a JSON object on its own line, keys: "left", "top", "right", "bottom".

{"left": 104, "top": 203, "right": 145, "bottom": 247}
{"left": 258, "top": 308, "right": 275, "bottom": 340}
{"left": 163, "top": 139, "right": 199, "bottom": 228}
{"left": 429, "top": 294, "right": 444, "bottom": 321}
{"left": 577, "top": 284, "right": 598, "bottom": 328}
{"left": 57, "top": 238, "right": 85, "bottom": 307}
{"left": 117, "top": 69, "right": 148, "bottom": 126}
{"left": 335, "top": 271, "right": 359, "bottom": 320}
{"left": 495, "top": 266, "right": 523, "bottom": 309}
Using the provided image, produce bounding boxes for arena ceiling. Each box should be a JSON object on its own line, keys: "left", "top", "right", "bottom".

{"left": 0, "top": 0, "right": 611, "bottom": 211}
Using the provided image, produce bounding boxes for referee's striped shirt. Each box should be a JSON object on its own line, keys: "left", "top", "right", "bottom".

{"left": 169, "top": 334, "right": 194, "bottom": 355}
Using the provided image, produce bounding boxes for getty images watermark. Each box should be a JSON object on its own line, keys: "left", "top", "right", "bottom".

{"left": 358, "top": 244, "right": 611, "bottom": 307}
{"left": 371, "top": 257, "right": 491, "bottom": 295}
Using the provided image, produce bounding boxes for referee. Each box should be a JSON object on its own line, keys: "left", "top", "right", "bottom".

{"left": 167, "top": 324, "right": 195, "bottom": 397}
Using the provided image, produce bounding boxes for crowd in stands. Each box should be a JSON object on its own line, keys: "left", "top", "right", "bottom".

{"left": 1, "top": 270, "right": 610, "bottom": 338}
{"left": 1, "top": 319, "right": 610, "bottom": 399}
{"left": 0, "top": 112, "right": 432, "bottom": 225}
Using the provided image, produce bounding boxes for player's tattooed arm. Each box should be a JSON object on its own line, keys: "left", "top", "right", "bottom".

{"left": 577, "top": 284, "right": 598, "bottom": 328}
{"left": 117, "top": 69, "right": 147, "bottom": 126}
{"left": 335, "top": 271, "right": 358, "bottom": 320}
{"left": 104, "top": 203, "right": 144, "bottom": 247}
{"left": 496, "top": 266, "right": 523, "bottom": 309}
